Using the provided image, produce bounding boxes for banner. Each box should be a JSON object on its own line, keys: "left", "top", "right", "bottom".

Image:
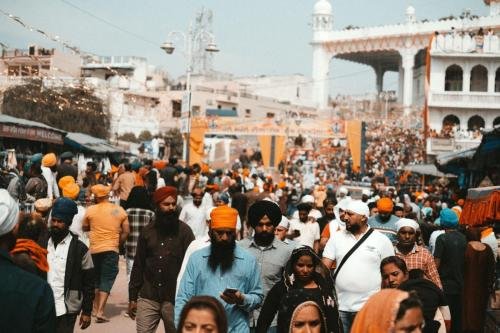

{"left": 346, "top": 120, "right": 365, "bottom": 174}
{"left": 258, "top": 135, "right": 286, "bottom": 168}
{"left": 188, "top": 117, "right": 208, "bottom": 165}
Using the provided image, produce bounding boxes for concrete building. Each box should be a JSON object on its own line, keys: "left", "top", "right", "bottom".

{"left": 0, "top": 45, "right": 81, "bottom": 78}
{"left": 311, "top": 0, "right": 500, "bottom": 116}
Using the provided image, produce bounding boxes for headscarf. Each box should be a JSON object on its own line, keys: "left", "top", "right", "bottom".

{"left": 346, "top": 200, "right": 370, "bottom": 219}
{"left": 377, "top": 197, "right": 394, "bottom": 214}
{"left": 52, "top": 198, "right": 78, "bottom": 226}
{"left": 10, "top": 238, "right": 49, "bottom": 273}
{"left": 247, "top": 200, "right": 282, "bottom": 228}
{"left": 210, "top": 206, "right": 238, "bottom": 229}
{"left": 152, "top": 186, "right": 177, "bottom": 205}
{"left": 351, "top": 289, "right": 410, "bottom": 333}
{"left": 279, "top": 299, "right": 327, "bottom": 333}
{"left": 0, "top": 189, "right": 18, "bottom": 236}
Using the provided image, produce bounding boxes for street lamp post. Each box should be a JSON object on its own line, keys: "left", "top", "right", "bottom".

{"left": 379, "top": 91, "right": 396, "bottom": 120}
{"left": 161, "top": 24, "right": 219, "bottom": 166}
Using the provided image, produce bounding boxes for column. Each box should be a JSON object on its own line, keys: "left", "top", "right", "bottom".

{"left": 463, "top": 63, "right": 471, "bottom": 93}
{"left": 399, "top": 48, "right": 417, "bottom": 116}
{"left": 487, "top": 65, "right": 496, "bottom": 93}
{"left": 312, "top": 44, "right": 331, "bottom": 110}
{"left": 398, "top": 60, "right": 404, "bottom": 103}
{"left": 374, "top": 65, "right": 384, "bottom": 94}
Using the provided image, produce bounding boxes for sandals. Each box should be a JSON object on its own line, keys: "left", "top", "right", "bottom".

{"left": 95, "top": 316, "right": 110, "bottom": 323}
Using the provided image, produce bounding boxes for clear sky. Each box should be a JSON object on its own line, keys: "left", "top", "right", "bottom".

{"left": 0, "top": 0, "right": 488, "bottom": 95}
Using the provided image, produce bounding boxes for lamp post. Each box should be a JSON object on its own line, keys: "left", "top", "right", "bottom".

{"left": 379, "top": 91, "right": 396, "bottom": 120}
{"left": 161, "top": 24, "right": 219, "bottom": 166}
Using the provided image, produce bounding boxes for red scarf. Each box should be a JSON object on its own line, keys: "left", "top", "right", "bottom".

{"left": 10, "top": 238, "right": 49, "bottom": 273}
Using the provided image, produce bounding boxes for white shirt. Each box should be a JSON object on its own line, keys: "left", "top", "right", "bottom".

{"left": 291, "top": 208, "right": 322, "bottom": 221}
{"left": 327, "top": 218, "right": 346, "bottom": 235}
{"left": 179, "top": 203, "right": 209, "bottom": 238}
{"left": 176, "top": 235, "right": 211, "bottom": 296}
{"left": 289, "top": 219, "right": 320, "bottom": 248}
{"left": 429, "top": 230, "right": 445, "bottom": 255}
{"left": 47, "top": 233, "right": 72, "bottom": 316}
{"left": 323, "top": 227, "right": 394, "bottom": 312}
{"left": 69, "top": 205, "right": 89, "bottom": 247}
{"left": 41, "top": 166, "right": 60, "bottom": 199}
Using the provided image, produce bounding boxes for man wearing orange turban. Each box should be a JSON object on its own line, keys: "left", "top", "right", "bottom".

{"left": 128, "top": 186, "right": 194, "bottom": 331}
{"left": 368, "top": 197, "right": 399, "bottom": 243}
{"left": 41, "top": 153, "right": 60, "bottom": 199}
{"left": 175, "top": 205, "right": 264, "bottom": 332}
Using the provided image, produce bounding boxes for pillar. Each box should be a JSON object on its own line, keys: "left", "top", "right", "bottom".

{"left": 399, "top": 48, "right": 417, "bottom": 116}
{"left": 312, "top": 44, "right": 331, "bottom": 109}
{"left": 374, "top": 65, "right": 384, "bottom": 94}
{"left": 398, "top": 60, "right": 404, "bottom": 103}
{"left": 487, "top": 65, "right": 496, "bottom": 93}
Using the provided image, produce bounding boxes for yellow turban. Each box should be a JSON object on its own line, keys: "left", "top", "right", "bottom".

{"left": 210, "top": 206, "right": 238, "bottom": 229}
{"left": 377, "top": 198, "right": 394, "bottom": 214}
{"left": 42, "top": 153, "right": 57, "bottom": 167}
{"left": 58, "top": 176, "right": 75, "bottom": 190}
{"left": 91, "top": 184, "right": 111, "bottom": 198}
{"left": 62, "top": 183, "right": 80, "bottom": 200}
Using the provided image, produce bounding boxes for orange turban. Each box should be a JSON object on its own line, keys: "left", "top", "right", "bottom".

{"left": 201, "top": 163, "right": 210, "bottom": 174}
{"left": 210, "top": 206, "right": 238, "bottom": 229}
{"left": 62, "top": 183, "right": 80, "bottom": 200}
{"left": 153, "top": 186, "right": 177, "bottom": 205}
{"left": 377, "top": 198, "right": 394, "bottom": 214}
{"left": 242, "top": 168, "right": 250, "bottom": 177}
{"left": 42, "top": 153, "right": 57, "bottom": 167}
{"left": 91, "top": 184, "right": 111, "bottom": 198}
{"left": 153, "top": 160, "right": 167, "bottom": 170}
{"left": 278, "top": 181, "right": 286, "bottom": 189}
{"left": 58, "top": 175, "right": 75, "bottom": 190}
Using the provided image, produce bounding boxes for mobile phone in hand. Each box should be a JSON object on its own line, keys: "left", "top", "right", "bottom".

{"left": 223, "top": 288, "right": 238, "bottom": 296}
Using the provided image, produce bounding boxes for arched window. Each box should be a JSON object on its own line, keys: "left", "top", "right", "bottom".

{"left": 495, "top": 68, "right": 500, "bottom": 93}
{"left": 443, "top": 114, "right": 460, "bottom": 129}
{"left": 468, "top": 115, "right": 485, "bottom": 131}
{"left": 470, "top": 65, "right": 488, "bottom": 92}
{"left": 445, "top": 65, "right": 463, "bottom": 91}
{"left": 494, "top": 116, "right": 500, "bottom": 128}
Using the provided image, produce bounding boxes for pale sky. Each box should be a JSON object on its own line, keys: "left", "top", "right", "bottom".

{"left": 0, "top": 0, "right": 488, "bottom": 95}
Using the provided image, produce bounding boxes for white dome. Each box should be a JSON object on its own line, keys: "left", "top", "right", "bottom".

{"left": 406, "top": 5, "right": 416, "bottom": 15}
{"left": 314, "top": 0, "right": 332, "bottom": 15}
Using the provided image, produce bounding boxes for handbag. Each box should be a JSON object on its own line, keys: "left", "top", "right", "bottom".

{"left": 332, "top": 228, "right": 374, "bottom": 281}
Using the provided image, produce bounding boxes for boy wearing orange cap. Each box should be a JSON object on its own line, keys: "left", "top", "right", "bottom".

{"left": 41, "top": 152, "right": 60, "bottom": 199}
{"left": 367, "top": 197, "right": 400, "bottom": 243}
{"left": 175, "top": 206, "right": 264, "bottom": 332}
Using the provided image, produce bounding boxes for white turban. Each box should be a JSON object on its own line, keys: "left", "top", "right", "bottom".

{"left": 346, "top": 200, "right": 370, "bottom": 219}
{"left": 278, "top": 216, "right": 290, "bottom": 229}
{"left": 395, "top": 218, "right": 420, "bottom": 232}
{"left": 0, "top": 189, "right": 19, "bottom": 236}
{"left": 300, "top": 195, "right": 315, "bottom": 204}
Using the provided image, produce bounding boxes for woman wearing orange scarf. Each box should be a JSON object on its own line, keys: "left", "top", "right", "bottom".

{"left": 351, "top": 289, "right": 424, "bottom": 333}
{"left": 10, "top": 213, "right": 49, "bottom": 279}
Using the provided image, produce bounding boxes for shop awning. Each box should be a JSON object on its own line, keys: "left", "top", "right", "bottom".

{"left": 404, "top": 163, "right": 456, "bottom": 178}
{"left": 0, "top": 114, "right": 66, "bottom": 144}
{"left": 64, "top": 132, "right": 124, "bottom": 154}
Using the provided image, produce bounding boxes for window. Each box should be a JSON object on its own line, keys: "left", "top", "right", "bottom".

{"left": 245, "top": 109, "right": 251, "bottom": 118}
{"left": 172, "top": 100, "right": 181, "bottom": 118}
{"left": 8, "top": 66, "right": 19, "bottom": 76}
{"left": 495, "top": 68, "right": 500, "bottom": 93}
{"left": 31, "top": 65, "right": 39, "bottom": 76}
{"left": 443, "top": 114, "right": 460, "bottom": 129}
{"left": 470, "top": 65, "right": 488, "bottom": 92}
{"left": 467, "top": 115, "right": 485, "bottom": 131}
{"left": 444, "top": 64, "right": 463, "bottom": 91}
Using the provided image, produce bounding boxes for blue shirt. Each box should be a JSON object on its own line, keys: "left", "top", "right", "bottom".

{"left": 368, "top": 214, "right": 399, "bottom": 244}
{"left": 175, "top": 244, "right": 264, "bottom": 332}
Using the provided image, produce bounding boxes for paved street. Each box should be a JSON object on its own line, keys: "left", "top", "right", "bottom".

{"left": 75, "top": 258, "right": 166, "bottom": 333}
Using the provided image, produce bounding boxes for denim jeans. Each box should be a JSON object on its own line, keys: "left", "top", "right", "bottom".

{"left": 339, "top": 310, "right": 357, "bottom": 333}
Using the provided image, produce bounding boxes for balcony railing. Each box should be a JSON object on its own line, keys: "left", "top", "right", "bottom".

{"left": 431, "top": 34, "right": 500, "bottom": 54}
{"left": 427, "top": 137, "right": 481, "bottom": 155}
{"left": 429, "top": 92, "right": 500, "bottom": 108}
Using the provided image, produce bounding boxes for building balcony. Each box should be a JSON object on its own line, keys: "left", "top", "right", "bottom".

{"left": 82, "top": 55, "right": 146, "bottom": 69}
{"left": 426, "top": 137, "right": 481, "bottom": 155}
{"left": 431, "top": 34, "right": 500, "bottom": 56}
{"left": 429, "top": 91, "right": 500, "bottom": 109}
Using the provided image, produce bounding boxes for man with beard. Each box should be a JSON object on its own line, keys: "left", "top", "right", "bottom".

{"left": 322, "top": 200, "right": 394, "bottom": 333}
{"left": 128, "top": 186, "right": 194, "bottom": 333}
{"left": 0, "top": 189, "right": 56, "bottom": 332}
{"left": 368, "top": 197, "right": 400, "bottom": 244}
{"left": 175, "top": 206, "right": 263, "bottom": 332}
{"left": 239, "top": 200, "right": 293, "bottom": 332}
{"left": 179, "top": 187, "right": 209, "bottom": 238}
{"left": 82, "top": 184, "right": 129, "bottom": 323}
{"left": 47, "top": 197, "right": 95, "bottom": 332}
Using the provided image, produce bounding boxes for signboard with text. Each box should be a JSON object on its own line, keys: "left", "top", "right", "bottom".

{"left": 0, "top": 124, "right": 64, "bottom": 144}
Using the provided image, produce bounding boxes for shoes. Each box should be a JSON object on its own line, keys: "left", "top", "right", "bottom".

{"left": 95, "top": 316, "right": 110, "bottom": 323}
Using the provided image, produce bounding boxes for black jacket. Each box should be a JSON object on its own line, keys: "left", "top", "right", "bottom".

{"left": 59, "top": 234, "right": 95, "bottom": 316}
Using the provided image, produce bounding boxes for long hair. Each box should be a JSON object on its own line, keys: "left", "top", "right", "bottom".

{"left": 177, "top": 296, "right": 228, "bottom": 333}
{"left": 125, "top": 186, "right": 153, "bottom": 210}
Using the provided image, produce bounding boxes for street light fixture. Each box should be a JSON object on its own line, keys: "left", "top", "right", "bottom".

{"left": 161, "top": 25, "right": 220, "bottom": 166}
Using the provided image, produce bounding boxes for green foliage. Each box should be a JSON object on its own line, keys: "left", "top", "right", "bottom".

{"left": 2, "top": 78, "right": 109, "bottom": 139}
{"left": 117, "top": 132, "right": 138, "bottom": 143}
{"left": 138, "top": 130, "right": 153, "bottom": 142}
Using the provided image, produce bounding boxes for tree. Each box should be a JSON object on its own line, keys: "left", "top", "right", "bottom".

{"left": 138, "top": 130, "right": 153, "bottom": 142}
{"left": 163, "top": 128, "right": 183, "bottom": 158}
{"left": 117, "top": 132, "right": 138, "bottom": 143}
{"left": 2, "top": 79, "right": 109, "bottom": 138}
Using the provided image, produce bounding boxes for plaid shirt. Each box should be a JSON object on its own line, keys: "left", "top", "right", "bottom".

{"left": 395, "top": 244, "right": 443, "bottom": 289}
{"left": 126, "top": 208, "right": 155, "bottom": 259}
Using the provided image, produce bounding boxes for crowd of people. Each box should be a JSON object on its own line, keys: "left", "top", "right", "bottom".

{"left": 0, "top": 146, "right": 497, "bottom": 333}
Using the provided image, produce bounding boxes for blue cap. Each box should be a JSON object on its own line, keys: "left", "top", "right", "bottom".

{"left": 439, "top": 208, "right": 458, "bottom": 228}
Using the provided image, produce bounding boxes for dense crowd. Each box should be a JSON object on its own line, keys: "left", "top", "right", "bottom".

{"left": 0, "top": 143, "right": 497, "bottom": 333}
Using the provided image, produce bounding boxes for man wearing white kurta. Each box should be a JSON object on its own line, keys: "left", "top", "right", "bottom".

{"left": 322, "top": 200, "right": 394, "bottom": 333}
